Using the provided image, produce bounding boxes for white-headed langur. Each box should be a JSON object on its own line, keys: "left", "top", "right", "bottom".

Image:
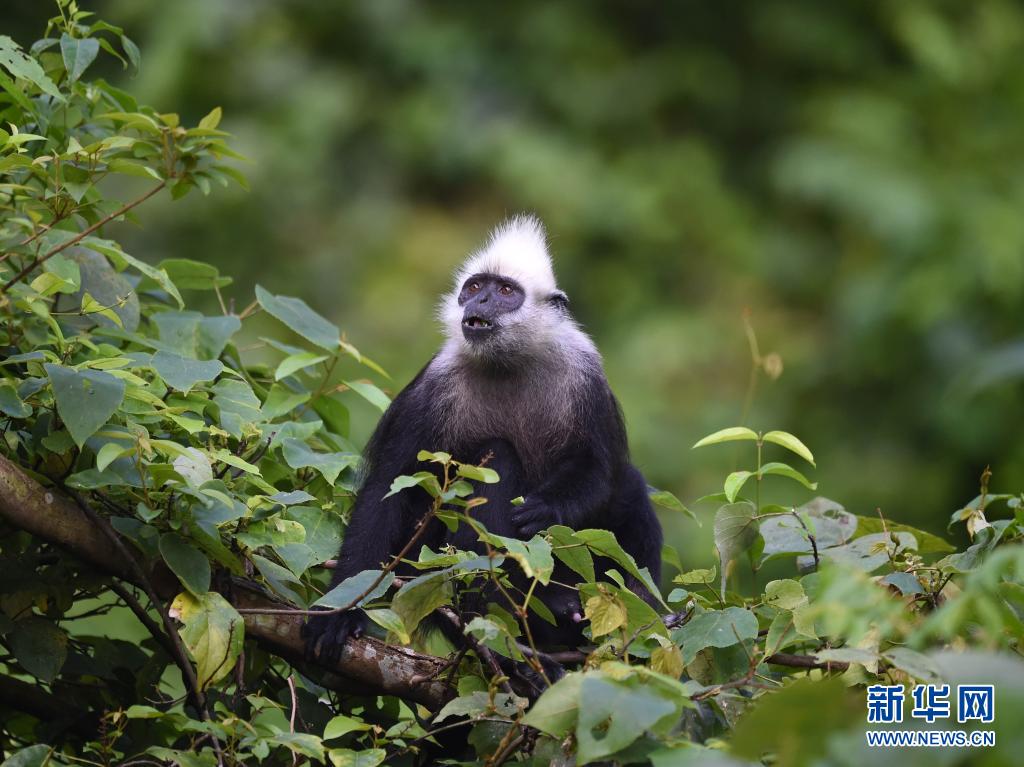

{"left": 305, "top": 216, "right": 663, "bottom": 665}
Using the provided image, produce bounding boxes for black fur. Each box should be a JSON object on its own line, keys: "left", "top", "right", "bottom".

{"left": 304, "top": 332, "right": 663, "bottom": 666}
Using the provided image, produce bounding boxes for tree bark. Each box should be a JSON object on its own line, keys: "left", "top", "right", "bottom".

{"left": 0, "top": 455, "right": 451, "bottom": 709}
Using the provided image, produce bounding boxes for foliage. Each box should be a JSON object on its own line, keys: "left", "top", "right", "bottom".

{"left": 2, "top": 6, "right": 1024, "bottom": 767}
{"left": 4, "top": 0, "right": 1021, "bottom": 531}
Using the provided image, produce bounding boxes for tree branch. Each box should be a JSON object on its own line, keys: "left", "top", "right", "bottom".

{"left": 0, "top": 454, "right": 452, "bottom": 709}
{"left": 1, "top": 182, "right": 166, "bottom": 292}
{"left": 764, "top": 652, "right": 850, "bottom": 672}
{"left": 0, "top": 675, "right": 98, "bottom": 737}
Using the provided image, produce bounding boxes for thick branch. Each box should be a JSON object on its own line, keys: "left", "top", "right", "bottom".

{"left": 0, "top": 675, "right": 98, "bottom": 737}
{"left": 0, "top": 455, "right": 451, "bottom": 709}
{"left": 764, "top": 652, "right": 850, "bottom": 672}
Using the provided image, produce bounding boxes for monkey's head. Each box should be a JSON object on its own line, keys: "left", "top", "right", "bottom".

{"left": 440, "top": 215, "right": 573, "bottom": 362}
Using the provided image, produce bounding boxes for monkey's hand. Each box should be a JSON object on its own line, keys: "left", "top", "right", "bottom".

{"left": 511, "top": 497, "right": 559, "bottom": 538}
{"left": 302, "top": 609, "right": 368, "bottom": 666}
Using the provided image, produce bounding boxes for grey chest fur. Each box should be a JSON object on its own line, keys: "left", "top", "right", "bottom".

{"left": 430, "top": 359, "right": 581, "bottom": 478}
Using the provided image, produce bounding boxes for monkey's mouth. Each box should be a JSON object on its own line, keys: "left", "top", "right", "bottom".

{"left": 462, "top": 316, "right": 493, "bottom": 330}
{"left": 462, "top": 315, "right": 496, "bottom": 342}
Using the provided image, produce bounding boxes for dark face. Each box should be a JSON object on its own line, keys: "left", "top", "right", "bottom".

{"left": 458, "top": 273, "right": 525, "bottom": 343}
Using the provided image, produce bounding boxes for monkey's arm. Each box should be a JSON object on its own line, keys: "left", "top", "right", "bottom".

{"left": 511, "top": 378, "right": 628, "bottom": 537}
{"left": 304, "top": 370, "right": 436, "bottom": 663}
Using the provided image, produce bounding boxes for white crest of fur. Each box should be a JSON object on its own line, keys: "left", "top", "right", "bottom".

{"left": 456, "top": 215, "right": 558, "bottom": 297}
{"left": 437, "top": 215, "right": 597, "bottom": 368}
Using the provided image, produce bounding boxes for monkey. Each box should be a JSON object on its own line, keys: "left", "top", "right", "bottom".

{"left": 304, "top": 215, "right": 663, "bottom": 664}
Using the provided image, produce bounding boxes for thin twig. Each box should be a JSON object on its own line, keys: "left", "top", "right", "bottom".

{"left": 437, "top": 607, "right": 515, "bottom": 697}
{"left": 791, "top": 509, "right": 820, "bottom": 571}
{"left": 2, "top": 182, "right": 165, "bottom": 292}
{"left": 107, "top": 581, "right": 176, "bottom": 658}
{"left": 486, "top": 727, "right": 525, "bottom": 767}
{"left": 287, "top": 675, "right": 298, "bottom": 733}
{"left": 68, "top": 491, "right": 215, "bottom": 736}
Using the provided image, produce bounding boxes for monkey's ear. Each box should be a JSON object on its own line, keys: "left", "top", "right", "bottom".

{"left": 548, "top": 290, "right": 569, "bottom": 308}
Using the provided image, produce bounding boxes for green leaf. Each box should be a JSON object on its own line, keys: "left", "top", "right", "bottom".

{"left": 312, "top": 393, "right": 350, "bottom": 437}
{"left": 343, "top": 380, "right": 391, "bottom": 412}
{"left": 363, "top": 608, "right": 410, "bottom": 643}
{"left": 170, "top": 591, "right": 243, "bottom": 689}
{"left": 713, "top": 502, "right": 758, "bottom": 597}
{"left": 158, "top": 259, "right": 231, "bottom": 290}
{"left": 854, "top": 515, "right": 955, "bottom": 554}
{"left": 0, "top": 382, "right": 31, "bottom": 418}
{"left": 84, "top": 237, "right": 184, "bottom": 309}
{"left": 723, "top": 470, "right": 753, "bottom": 503}
{"left": 882, "top": 571, "right": 924, "bottom": 595}
{"left": 520, "top": 671, "right": 583, "bottom": 737}
{"left": 1, "top": 745, "right": 54, "bottom": 767}
{"left": 251, "top": 554, "right": 305, "bottom": 603}
{"left": 323, "top": 714, "right": 372, "bottom": 740}
{"left": 281, "top": 438, "right": 358, "bottom": 485}
{"left": 730, "top": 678, "right": 860, "bottom": 764}
{"left": 275, "top": 352, "right": 328, "bottom": 380}
{"left": 172, "top": 448, "right": 214, "bottom": 488}
{"left": 95, "top": 442, "right": 130, "bottom": 472}
{"left": 212, "top": 379, "right": 262, "bottom": 437}
{"left": 63, "top": 250, "right": 140, "bottom": 331}
{"left": 160, "top": 533, "right": 211, "bottom": 597}
{"left": 648, "top": 487, "right": 697, "bottom": 522}
{"left": 262, "top": 384, "right": 311, "bottom": 420}
{"left": 417, "top": 450, "right": 452, "bottom": 463}
{"left": 575, "top": 529, "right": 667, "bottom": 609}
{"left": 763, "top": 579, "right": 807, "bottom": 610}
{"left": 0, "top": 68, "right": 33, "bottom": 113}
{"left": 762, "top": 430, "right": 815, "bottom": 466}
{"left": 391, "top": 571, "right": 452, "bottom": 634}
{"left": 60, "top": 33, "right": 100, "bottom": 81}
{"left": 327, "top": 749, "right": 386, "bottom": 767}
{"left": 455, "top": 463, "right": 500, "bottom": 483}
{"left": 199, "top": 106, "right": 222, "bottom": 130}
{"left": 434, "top": 691, "right": 524, "bottom": 723}
{"left": 0, "top": 35, "right": 62, "bottom": 99}
{"left": 210, "top": 448, "right": 261, "bottom": 476}
{"left": 759, "top": 497, "right": 857, "bottom": 562}
{"left": 673, "top": 606, "right": 758, "bottom": 664}
{"left": 44, "top": 363, "right": 126, "bottom": 447}
{"left": 152, "top": 350, "right": 223, "bottom": 393}
{"left": 576, "top": 674, "right": 678, "bottom": 764}
{"left": 820, "top": 531, "right": 917, "bottom": 572}
{"left": 9, "top": 618, "right": 67, "bottom": 682}
{"left": 107, "top": 158, "right": 162, "bottom": 180}
{"left": 120, "top": 34, "right": 140, "bottom": 69}
{"left": 256, "top": 285, "right": 339, "bottom": 351}
{"left": 384, "top": 471, "right": 442, "bottom": 499}
{"left": 548, "top": 525, "right": 595, "bottom": 581}
{"left": 765, "top": 611, "right": 798, "bottom": 654}
{"left": 673, "top": 566, "right": 716, "bottom": 585}
{"left": 153, "top": 311, "right": 240, "bottom": 359}
{"left": 692, "top": 426, "right": 758, "bottom": 448}
{"left": 313, "top": 570, "right": 394, "bottom": 609}
{"left": 284, "top": 505, "right": 344, "bottom": 565}
{"left": 584, "top": 591, "right": 627, "bottom": 637}
{"left": 482, "top": 533, "right": 554, "bottom": 583}
{"left": 759, "top": 461, "right": 817, "bottom": 490}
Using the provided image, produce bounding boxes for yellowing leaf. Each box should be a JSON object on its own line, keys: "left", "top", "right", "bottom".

{"left": 170, "top": 591, "right": 244, "bottom": 689}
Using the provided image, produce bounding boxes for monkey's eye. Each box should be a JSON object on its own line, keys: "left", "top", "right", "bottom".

{"left": 467, "top": 281, "right": 481, "bottom": 293}
{"left": 499, "top": 283, "right": 514, "bottom": 296}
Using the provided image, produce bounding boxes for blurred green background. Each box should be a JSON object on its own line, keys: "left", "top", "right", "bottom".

{"left": 8, "top": 0, "right": 1024, "bottom": 558}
